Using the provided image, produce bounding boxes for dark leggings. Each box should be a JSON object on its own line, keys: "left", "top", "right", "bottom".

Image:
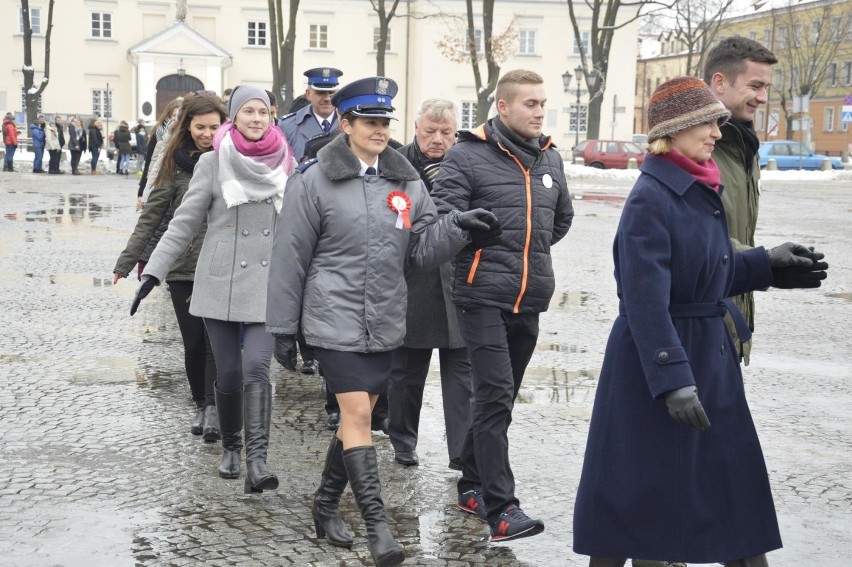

{"left": 70, "top": 150, "right": 82, "bottom": 172}
{"left": 168, "top": 281, "right": 216, "bottom": 406}
{"left": 203, "top": 319, "right": 274, "bottom": 394}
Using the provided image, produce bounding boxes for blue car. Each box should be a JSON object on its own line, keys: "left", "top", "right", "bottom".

{"left": 758, "top": 141, "right": 843, "bottom": 170}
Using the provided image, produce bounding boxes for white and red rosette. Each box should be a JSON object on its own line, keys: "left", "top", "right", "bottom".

{"left": 387, "top": 191, "right": 412, "bottom": 229}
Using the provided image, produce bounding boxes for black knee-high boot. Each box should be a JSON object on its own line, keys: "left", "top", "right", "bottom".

{"left": 313, "top": 435, "right": 354, "bottom": 548}
{"left": 343, "top": 446, "right": 404, "bottom": 567}
{"left": 724, "top": 555, "right": 769, "bottom": 567}
{"left": 215, "top": 384, "right": 243, "bottom": 479}
{"left": 590, "top": 558, "right": 627, "bottom": 567}
{"left": 243, "top": 382, "right": 279, "bottom": 493}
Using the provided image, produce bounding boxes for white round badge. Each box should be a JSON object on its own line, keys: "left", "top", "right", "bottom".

{"left": 542, "top": 173, "right": 553, "bottom": 189}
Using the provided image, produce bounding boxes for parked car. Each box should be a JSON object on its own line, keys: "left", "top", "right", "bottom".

{"left": 632, "top": 133, "right": 649, "bottom": 151}
{"left": 757, "top": 141, "right": 843, "bottom": 171}
{"left": 572, "top": 139, "right": 647, "bottom": 169}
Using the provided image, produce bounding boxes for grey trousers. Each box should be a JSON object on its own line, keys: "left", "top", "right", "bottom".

{"left": 387, "top": 346, "right": 473, "bottom": 461}
{"left": 203, "top": 319, "right": 274, "bottom": 394}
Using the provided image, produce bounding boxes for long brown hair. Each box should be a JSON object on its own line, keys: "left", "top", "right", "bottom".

{"left": 155, "top": 97, "right": 183, "bottom": 130}
{"left": 153, "top": 93, "right": 226, "bottom": 188}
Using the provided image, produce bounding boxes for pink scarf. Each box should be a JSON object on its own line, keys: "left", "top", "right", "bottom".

{"left": 213, "top": 121, "right": 293, "bottom": 173}
{"left": 659, "top": 149, "right": 721, "bottom": 192}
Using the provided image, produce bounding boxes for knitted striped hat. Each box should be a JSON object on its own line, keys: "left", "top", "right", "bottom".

{"left": 647, "top": 76, "right": 731, "bottom": 143}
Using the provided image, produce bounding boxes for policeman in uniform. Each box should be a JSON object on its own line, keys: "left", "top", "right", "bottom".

{"left": 278, "top": 67, "right": 343, "bottom": 162}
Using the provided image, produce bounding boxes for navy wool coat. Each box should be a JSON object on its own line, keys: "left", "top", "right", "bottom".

{"left": 573, "top": 156, "right": 782, "bottom": 563}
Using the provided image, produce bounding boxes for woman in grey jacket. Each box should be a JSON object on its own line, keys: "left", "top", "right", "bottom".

{"left": 130, "top": 86, "right": 294, "bottom": 494}
{"left": 266, "top": 77, "right": 499, "bottom": 567}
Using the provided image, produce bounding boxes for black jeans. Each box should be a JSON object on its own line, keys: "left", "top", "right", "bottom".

{"left": 48, "top": 149, "right": 61, "bottom": 172}
{"left": 70, "top": 150, "right": 82, "bottom": 172}
{"left": 168, "top": 281, "right": 216, "bottom": 406}
{"left": 203, "top": 319, "right": 274, "bottom": 394}
{"left": 456, "top": 305, "right": 539, "bottom": 524}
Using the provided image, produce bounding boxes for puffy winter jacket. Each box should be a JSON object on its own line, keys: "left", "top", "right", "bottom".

{"left": 431, "top": 119, "right": 574, "bottom": 314}
{"left": 29, "top": 123, "right": 45, "bottom": 147}
{"left": 115, "top": 126, "right": 132, "bottom": 154}
{"left": 3, "top": 118, "right": 18, "bottom": 145}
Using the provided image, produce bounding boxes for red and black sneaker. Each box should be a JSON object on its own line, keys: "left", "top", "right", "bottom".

{"left": 489, "top": 505, "right": 544, "bottom": 542}
{"left": 457, "top": 488, "right": 487, "bottom": 521}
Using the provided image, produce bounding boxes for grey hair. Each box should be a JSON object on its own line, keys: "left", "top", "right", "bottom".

{"left": 416, "top": 98, "right": 458, "bottom": 124}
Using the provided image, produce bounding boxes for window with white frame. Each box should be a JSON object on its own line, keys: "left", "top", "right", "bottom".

{"left": 831, "top": 17, "right": 841, "bottom": 42}
{"left": 755, "top": 109, "right": 765, "bottom": 131}
{"left": 248, "top": 21, "right": 267, "bottom": 46}
{"left": 18, "top": 7, "right": 41, "bottom": 34}
{"left": 470, "top": 28, "right": 484, "bottom": 54}
{"left": 569, "top": 104, "right": 588, "bottom": 134}
{"left": 810, "top": 21, "right": 821, "bottom": 45}
{"left": 776, "top": 27, "right": 786, "bottom": 50}
{"left": 91, "top": 13, "right": 112, "bottom": 38}
{"left": 844, "top": 61, "right": 852, "bottom": 85}
{"left": 519, "top": 29, "right": 536, "bottom": 55}
{"left": 748, "top": 31, "right": 757, "bottom": 41}
{"left": 827, "top": 62, "right": 837, "bottom": 87}
{"left": 21, "top": 87, "right": 43, "bottom": 114}
{"left": 840, "top": 112, "right": 849, "bottom": 133}
{"left": 309, "top": 24, "right": 328, "bottom": 49}
{"left": 574, "top": 31, "right": 590, "bottom": 56}
{"left": 92, "top": 89, "right": 113, "bottom": 118}
{"left": 823, "top": 107, "right": 834, "bottom": 132}
{"left": 763, "top": 29, "right": 771, "bottom": 46}
{"left": 792, "top": 24, "right": 802, "bottom": 47}
{"left": 461, "top": 101, "right": 477, "bottom": 129}
{"left": 373, "top": 26, "right": 392, "bottom": 51}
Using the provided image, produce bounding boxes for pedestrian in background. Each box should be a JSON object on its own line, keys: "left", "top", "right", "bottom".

{"left": 131, "top": 86, "right": 293, "bottom": 494}
{"left": 3, "top": 112, "right": 19, "bottom": 172}
{"left": 137, "top": 98, "right": 183, "bottom": 211}
{"left": 67, "top": 116, "right": 86, "bottom": 175}
{"left": 115, "top": 120, "right": 133, "bottom": 175}
{"left": 134, "top": 119, "right": 149, "bottom": 172}
{"left": 29, "top": 115, "right": 46, "bottom": 173}
{"left": 45, "top": 118, "right": 63, "bottom": 174}
{"left": 266, "top": 76, "right": 499, "bottom": 567}
{"left": 114, "top": 93, "right": 226, "bottom": 442}
{"left": 572, "top": 77, "right": 828, "bottom": 567}
{"left": 88, "top": 118, "right": 104, "bottom": 175}
{"left": 431, "top": 69, "right": 574, "bottom": 542}
{"left": 279, "top": 67, "right": 343, "bottom": 162}
{"left": 389, "top": 98, "right": 472, "bottom": 470}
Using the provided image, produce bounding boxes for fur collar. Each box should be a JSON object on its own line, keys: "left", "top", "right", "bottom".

{"left": 317, "top": 134, "right": 419, "bottom": 182}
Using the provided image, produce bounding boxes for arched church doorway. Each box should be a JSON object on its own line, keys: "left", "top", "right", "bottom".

{"left": 156, "top": 74, "right": 204, "bottom": 116}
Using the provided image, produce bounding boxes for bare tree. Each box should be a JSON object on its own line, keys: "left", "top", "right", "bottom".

{"left": 567, "top": 0, "right": 672, "bottom": 139}
{"left": 435, "top": 0, "right": 517, "bottom": 124}
{"left": 369, "top": 0, "right": 402, "bottom": 76}
{"left": 268, "top": 0, "right": 300, "bottom": 110}
{"left": 20, "top": 0, "right": 55, "bottom": 127}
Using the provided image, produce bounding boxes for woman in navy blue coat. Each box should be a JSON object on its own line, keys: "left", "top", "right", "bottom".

{"left": 573, "top": 77, "right": 828, "bottom": 566}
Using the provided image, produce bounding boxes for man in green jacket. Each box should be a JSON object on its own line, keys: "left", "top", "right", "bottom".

{"left": 704, "top": 36, "right": 778, "bottom": 365}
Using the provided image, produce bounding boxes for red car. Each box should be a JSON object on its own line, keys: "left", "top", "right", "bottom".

{"left": 572, "top": 139, "right": 646, "bottom": 169}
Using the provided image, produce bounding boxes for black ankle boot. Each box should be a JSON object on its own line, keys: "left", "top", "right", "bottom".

{"left": 215, "top": 384, "right": 242, "bottom": 479}
{"left": 191, "top": 402, "right": 204, "bottom": 435}
{"left": 313, "top": 435, "right": 354, "bottom": 548}
{"left": 202, "top": 405, "right": 220, "bottom": 443}
{"left": 243, "top": 382, "right": 278, "bottom": 493}
{"left": 343, "top": 446, "right": 404, "bottom": 567}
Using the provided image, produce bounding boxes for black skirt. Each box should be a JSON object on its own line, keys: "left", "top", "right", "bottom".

{"left": 315, "top": 348, "right": 393, "bottom": 394}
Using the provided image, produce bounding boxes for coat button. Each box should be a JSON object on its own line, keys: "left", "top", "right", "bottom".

{"left": 263, "top": 229, "right": 270, "bottom": 236}
{"left": 242, "top": 229, "right": 249, "bottom": 236}
{"left": 265, "top": 197, "right": 272, "bottom": 204}
{"left": 240, "top": 261, "right": 247, "bottom": 268}
{"left": 714, "top": 210, "right": 721, "bottom": 218}
{"left": 261, "top": 260, "right": 268, "bottom": 267}
{"left": 658, "top": 351, "right": 669, "bottom": 362}
{"left": 722, "top": 255, "right": 729, "bottom": 264}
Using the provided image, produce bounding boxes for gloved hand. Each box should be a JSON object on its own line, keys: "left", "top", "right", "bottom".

{"left": 455, "top": 209, "right": 502, "bottom": 247}
{"left": 664, "top": 385, "right": 710, "bottom": 431}
{"left": 130, "top": 274, "right": 160, "bottom": 316}
{"left": 274, "top": 335, "right": 298, "bottom": 371}
{"left": 767, "top": 242, "right": 821, "bottom": 269}
{"left": 771, "top": 262, "right": 829, "bottom": 289}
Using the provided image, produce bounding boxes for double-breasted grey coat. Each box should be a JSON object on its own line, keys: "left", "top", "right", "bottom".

{"left": 143, "top": 151, "right": 278, "bottom": 323}
{"left": 573, "top": 156, "right": 781, "bottom": 562}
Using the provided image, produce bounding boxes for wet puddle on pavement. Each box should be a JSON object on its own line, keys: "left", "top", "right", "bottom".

{"left": 515, "top": 366, "right": 599, "bottom": 405}
{"left": 549, "top": 290, "right": 592, "bottom": 311}
{"left": 69, "top": 355, "right": 140, "bottom": 384}
{"left": 2, "top": 193, "right": 111, "bottom": 223}
{"left": 825, "top": 292, "right": 851, "bottom": 302}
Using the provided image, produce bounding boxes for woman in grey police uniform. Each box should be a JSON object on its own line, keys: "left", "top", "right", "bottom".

{"left": 266, "top": 77, "right": 501, "bottom": 567}
{"left": 130, "top": 86, "right": 294, "bottom": 495}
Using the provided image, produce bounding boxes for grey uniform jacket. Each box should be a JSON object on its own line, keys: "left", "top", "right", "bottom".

{"left": 278, "top": 105, "right": 339, "bottom": 161}
{"left": 143, "top": 151, "right": 278, "bottom": 322}
{"left": 265, "top": 135, "right": 469, "bottom": 352}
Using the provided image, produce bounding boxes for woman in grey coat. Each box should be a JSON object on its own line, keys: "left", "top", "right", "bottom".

{"left": 266, "top": 77, "right": 500, "bottom": 567}
{"left": 131, "top": 86, "right": 294, "bottom": 494}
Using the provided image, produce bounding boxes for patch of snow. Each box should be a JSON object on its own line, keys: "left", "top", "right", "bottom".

{"left": 27, "top": 87, "right": 39, "bottom": 94}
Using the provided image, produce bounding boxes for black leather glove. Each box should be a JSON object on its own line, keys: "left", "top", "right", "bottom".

{"left": 456, "top": 209, "right": 502, "bottom": 248}
{"left": 767, "top": 242, "right": 821, "bottom": 269}
{"left": 130, "top": 275, "right": 159, "bottom": 316}
{"left": 772, "top": 263, "right": 829, "bottom": 289}
{"left": 274, "top": 335, "right": 298, "bottom": 371}
{"left": 664, "top": 386, "right": 710, "bottom": 431}
{"left": 470, "top": 227, "right": 502, "bottom": 249}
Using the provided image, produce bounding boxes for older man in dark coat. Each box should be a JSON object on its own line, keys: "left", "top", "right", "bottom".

{"left": 389, "top": 98, "right": 472, "bottom": 469}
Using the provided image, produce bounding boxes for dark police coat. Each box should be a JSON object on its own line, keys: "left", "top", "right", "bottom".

{"left": 278, "top": 104, "right": 338, "bottom": 161}
{"left": 573, "top": 155, "right": 782, "bottom": 563}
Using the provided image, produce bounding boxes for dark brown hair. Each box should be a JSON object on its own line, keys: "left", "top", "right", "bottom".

{"left": 702, "top": 37, "right": 778, "bottom": 84}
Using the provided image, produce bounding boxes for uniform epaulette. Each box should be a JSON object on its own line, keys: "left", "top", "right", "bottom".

{"left": 280, "top": 112, "right": 297, "bottom": 121}
{"left": 297, "top": 158, "right": 318, "bottom": 173}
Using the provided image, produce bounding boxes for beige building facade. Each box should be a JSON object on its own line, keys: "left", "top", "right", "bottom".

{"left": 3, "top": 0, "right": 639, "bottom": 146}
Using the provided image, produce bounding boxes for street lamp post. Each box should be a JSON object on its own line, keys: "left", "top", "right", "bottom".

{"left": 562, "top": 66, "right": 585, "bottom": 148}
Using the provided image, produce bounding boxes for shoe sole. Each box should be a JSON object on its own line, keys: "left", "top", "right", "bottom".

{"left": 489, "top": 522, "right": 545, "bottom": 542}
{"left": 374, "top": 548, "right": 405, "bottom": 567}
{"left": 457, "top": 503, "right": 487, "bottom": 522}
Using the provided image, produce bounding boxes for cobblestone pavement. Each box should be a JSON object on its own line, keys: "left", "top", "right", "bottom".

{"left": 0, "top": 171, "right": 849, "bottom": 567}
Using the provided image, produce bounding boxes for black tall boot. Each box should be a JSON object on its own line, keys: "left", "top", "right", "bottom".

{"left": 724, "top": 555, "right": 769, "bottom": 567}
{"left": 343, "top": 446, "right": 404, "bottom": 567}
{"left": 191, "top": 401, "right": 205, "bottom": 436}
{"left": 243, "top": 382, "right": 279, "bottom": 493}
{"left": 313, "top": 435, "right": 354, "bottom": 548}
{"left": 202, "top": 405, "right": 220, "bottom": 443}
{"left": 215, "top": 384, "right": 243, "bottom": 479}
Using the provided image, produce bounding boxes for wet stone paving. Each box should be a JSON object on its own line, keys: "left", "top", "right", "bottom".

{"left": 0, "top": 171, "right": 850, "bottom": 567}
